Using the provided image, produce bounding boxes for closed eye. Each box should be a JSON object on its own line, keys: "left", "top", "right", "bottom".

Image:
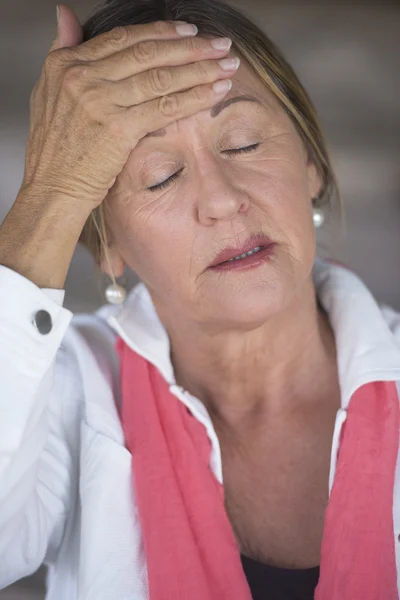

{"left": 147, "top": 144, "right": 260, "bottom": 192}
{"left": 148, "top": 168, "right": 184, "bottom": 192}
{"left": 223, "top": 143, "right": 260, "bottom": 156}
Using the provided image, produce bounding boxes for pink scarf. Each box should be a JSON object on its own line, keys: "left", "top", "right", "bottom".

{"left": 116, "top": 336, "right": 399, "bottom": 599}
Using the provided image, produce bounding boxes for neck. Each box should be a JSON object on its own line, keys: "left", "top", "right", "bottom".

{"left": 153, "top": 277, "right": 338, "bottom": 428}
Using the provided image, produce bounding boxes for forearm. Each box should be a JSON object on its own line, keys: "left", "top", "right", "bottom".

{"left": 0, "top": 264, "right": 75, "bottom": 587}
{"left": 0, "top": 186, "right": 92, "bottom": 290}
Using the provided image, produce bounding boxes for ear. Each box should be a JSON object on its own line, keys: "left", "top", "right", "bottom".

{"left": 100, "top": 243, "right": 127, "bottom": 280}
{"left": 306, "top": 158, "right": 323, "bottom": 201}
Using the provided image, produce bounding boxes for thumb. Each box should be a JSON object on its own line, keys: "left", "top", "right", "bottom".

{"left": 49, "top": 4, "right": 83, "bottom": 52}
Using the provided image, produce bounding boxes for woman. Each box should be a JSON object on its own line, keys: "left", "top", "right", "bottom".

{"left": 0, "top": 0, "right": 399, "bottom": 599}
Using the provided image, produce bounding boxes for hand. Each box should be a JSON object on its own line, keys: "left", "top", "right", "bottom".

{"left": 21, "top": 4, "right": 238, "bottom": 209}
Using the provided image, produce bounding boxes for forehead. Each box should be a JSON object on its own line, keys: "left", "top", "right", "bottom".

{"left": 142, "top": 51, "right": 283, "bottom": 139}
{"left": 228, "top": 56, "right": 279, "bottom": 109}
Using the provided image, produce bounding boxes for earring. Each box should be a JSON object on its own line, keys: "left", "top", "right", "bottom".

{"left": 313, "top": 208, "right": 325, "bottom": 228}
{"left": 105, "top": 276, "right": 127, "bottom": 305}
{"left": 312, "top": 198, "right": 325, "bottom": 228}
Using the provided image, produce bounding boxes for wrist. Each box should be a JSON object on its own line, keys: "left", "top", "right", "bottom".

{"left": 16, "top": 183, "right": 94, "bottom": 221}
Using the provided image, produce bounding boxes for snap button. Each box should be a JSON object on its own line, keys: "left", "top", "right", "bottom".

{"left": 33, "top": 310, "right": 52, "bottom": 335}
{"left": 398, "top": 533, "right": 400, "bottom": 543}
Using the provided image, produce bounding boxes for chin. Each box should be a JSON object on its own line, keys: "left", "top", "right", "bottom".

{"left": 206, "top": 274, "right": 296, "bottom": 329}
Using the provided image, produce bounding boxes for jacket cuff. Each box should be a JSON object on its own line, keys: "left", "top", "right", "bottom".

{"left": 0, "top": 265, "right": 73, "bottom": 375}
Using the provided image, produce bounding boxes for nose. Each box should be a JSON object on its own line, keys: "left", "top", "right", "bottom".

{"left": 196, "top": 162, "right": 250, "bottom": 225}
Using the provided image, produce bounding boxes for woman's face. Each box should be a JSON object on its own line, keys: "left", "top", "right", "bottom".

{"left": 105, "top": 52, "right": 322, "bottom": 329}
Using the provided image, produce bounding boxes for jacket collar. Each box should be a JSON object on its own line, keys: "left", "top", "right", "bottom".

{"left": 107, "top": 257, "right": 400, "bottom": 409}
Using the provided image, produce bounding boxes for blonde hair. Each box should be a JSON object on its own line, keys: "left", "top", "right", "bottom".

{"left": 80, "top": 0, "right": 342, "bottom": 286}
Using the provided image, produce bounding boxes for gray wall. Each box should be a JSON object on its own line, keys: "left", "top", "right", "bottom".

{"left": 1, "top": 0, "right": 399, "bottom": 597}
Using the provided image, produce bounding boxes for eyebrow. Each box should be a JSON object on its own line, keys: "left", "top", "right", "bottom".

{"left": 143, "top": 95, "right": 262, "bottom": 139}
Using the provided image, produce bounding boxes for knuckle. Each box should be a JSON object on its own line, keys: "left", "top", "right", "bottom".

{"left": 191, "top": 85, "right": 207, "bottom": 104}
{"left": 158, "top": 94, "right": 180, "bottom": 118}
{"left": 63, "top": 64, "right": 89, "bottom": 90}
{"left": 148, "top": 67, "right": 173, "bottom": 93}
{"left": 45, "top": 48, "right": 65, "bottom": 70}
{"left": 133, "top": 40, "right": 158, "bottom": 64}
{"left": 152, "top": 20, "right": 170, "bottom": 36}
{"left": 107, "top": 26, "right": 130, "bottom": 46}
{"left": 79, "top": 86, "right": 100, "bottom": 108}
{"left": 183, "top": 36, "right": 197, "bottom": 54}
{"left": 193, "top": 61, "right": 208, "bottom": 79}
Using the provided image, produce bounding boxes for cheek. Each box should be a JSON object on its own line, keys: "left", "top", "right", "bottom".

{"left": 111, "top": 197, "right": 192, "bottom": 284}
{"left": 270, "top": 170, "right": 315, "bottom": 254}
{"left": 238, "top": 133, "right": 311, "bottom": 199}
{"left": 241, "top": 146, "right": 315, "bottom": 260}
{"left": 245, "top": 151, "right": 312, "bottom": 221}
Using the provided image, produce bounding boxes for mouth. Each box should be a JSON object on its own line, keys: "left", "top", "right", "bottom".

{"left": 208, "top": 233, "right": 275, "bottom": 268}
{"left": 217, "top": 244, "right": 265, "bottom": 264}
{"left": 208, "top": 244, "right": 276, "bottom": 272}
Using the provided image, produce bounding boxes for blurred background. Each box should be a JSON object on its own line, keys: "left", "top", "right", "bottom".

{"left": 1, "top": 0, "right": 399, "bottom": 597}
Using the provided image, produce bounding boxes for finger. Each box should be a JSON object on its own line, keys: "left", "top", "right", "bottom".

{"left": 90, "top": 34, "right": 233, "bottom": 81}
{"left": 70, "top": 20, "right": 198, "bottom": 62}
{"left": 106, "top": 57, "right": 240, "bottom": 107}
{"left": 126, "top": 79, "right": 233, "bottom": 140}
{"left": 49, "top": 3, "right": 83, "bottom": 53}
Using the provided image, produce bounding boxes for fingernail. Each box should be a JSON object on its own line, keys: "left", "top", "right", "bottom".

{"left": 211, "top": 37, "right": 232, "bottom": 51}
{"left": 175, "top": 23, "right": 198, "bottom": 36}
{"left": 56, "top": 4, "right": 60, "bottom": 23}
{"left": 218, "top": 57, "right": 240, "bottom": 71}
{"left": 212, "top": 79, "right": 232, "bottom": 94}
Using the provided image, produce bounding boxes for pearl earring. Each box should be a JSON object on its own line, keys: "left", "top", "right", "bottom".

{"left": 105, "top": 276, "right": 127, "bottom": 305}
{"left": 313, "top": 208, "right": 325, "bottom": 228}
{"left": 312, "top": 197, "right": 325, "bottom": 229}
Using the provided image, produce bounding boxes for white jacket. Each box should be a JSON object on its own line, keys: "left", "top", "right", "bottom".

{"left": 0, "top": 257, "right": 400, "bottom": 599}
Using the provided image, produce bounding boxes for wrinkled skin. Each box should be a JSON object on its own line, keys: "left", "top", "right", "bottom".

{"left": 102, "top": 50, "right": 332, "bottom": 421}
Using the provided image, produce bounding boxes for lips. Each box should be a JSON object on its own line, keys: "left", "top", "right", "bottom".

{"left": 209, "top": 233, "right": 275, "bottom": 268}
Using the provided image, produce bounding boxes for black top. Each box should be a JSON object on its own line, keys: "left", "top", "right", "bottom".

{"left": 240, "top": 554, "right": 320, "bottom": 600}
